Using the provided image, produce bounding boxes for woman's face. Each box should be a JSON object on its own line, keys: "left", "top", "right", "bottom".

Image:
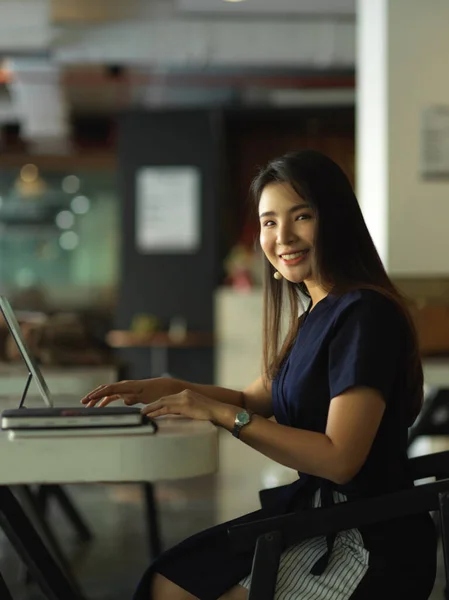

{"left": 259, "top": 182, "right": 316, "bottom": 284}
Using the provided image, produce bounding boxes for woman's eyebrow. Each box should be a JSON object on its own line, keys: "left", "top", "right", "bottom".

{"left": 259, "top": 203, "right": 311, "bottom": 219}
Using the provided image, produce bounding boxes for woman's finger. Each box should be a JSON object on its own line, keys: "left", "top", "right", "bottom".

{"left": 143, "top": 407, "right": 172, "bottom": 419}
{"left": 142, "top": 400, "right": 160, "bottom": 414}
{"left": 81, "top": 381, "right": 138, "bottom": 404}
{"left": 142, "top": 396, "right": 182, "bottom": 416}
{"left": 84, "top": 394, "right": 116, "bottom": 408}
{"left": 96, "top": 394, "right": 123, "bottom": 408}
{"left": 80, "top": 384, "right": 109, "bottom": 403}
{"left": 143, "top": 400, "right": 177, "bottom": 417}
{"left": 123, "top": 394, "right": 140, "bottom": 406}
{"left": 82, "top": 395, "right": 103, "bottom": 407}
{"left": 84, "top": 393, "right": 141, "bottom": 409}
{"left": 97, "top": 394, "right": 140, "bottom": 408}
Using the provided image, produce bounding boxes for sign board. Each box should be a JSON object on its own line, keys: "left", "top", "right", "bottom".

{"left": 421, "top": 106, "right": 449, "bottom": 178}
{"left": 136, "top": 166, "right": 201, "bottom": 253}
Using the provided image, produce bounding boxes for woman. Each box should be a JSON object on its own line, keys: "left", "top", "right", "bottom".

{"left": 82, "top": 150, "right": 437, "bottom": 599}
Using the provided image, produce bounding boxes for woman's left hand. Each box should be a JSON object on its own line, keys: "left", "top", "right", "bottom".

{"left": 141, "top": 389, "right": 233, "bottom": 426}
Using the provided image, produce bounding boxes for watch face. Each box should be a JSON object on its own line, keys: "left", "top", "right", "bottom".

{"left": 237, "top": 411, "right": 250, "bottom": 425}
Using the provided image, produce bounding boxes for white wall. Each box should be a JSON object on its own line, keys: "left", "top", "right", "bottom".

{"left": 388, "top": 1, "right": 449, "bottom": 275}
{"left": 357, "top": 0, "right": 449, "bottom": 276}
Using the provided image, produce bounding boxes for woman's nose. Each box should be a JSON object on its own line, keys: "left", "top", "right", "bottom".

{"left": 276, "top": 223, "right": 296, "bottom": 245}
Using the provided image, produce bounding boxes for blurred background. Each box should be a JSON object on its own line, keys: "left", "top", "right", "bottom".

{"left": 1, "top": 0, "right": 449, "bottom": 598}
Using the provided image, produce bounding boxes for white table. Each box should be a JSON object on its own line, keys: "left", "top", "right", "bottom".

{"left": 0, "top": 417, "right": 218, "bottom": 485}
{"left": 423, "top": 358, "right": 449, "bottom": 390}
{"left": 0, "top": 392, "right": 218, "bottom": 600}
{"left": 0, "top": 386, "right": 218, "bottom": 484}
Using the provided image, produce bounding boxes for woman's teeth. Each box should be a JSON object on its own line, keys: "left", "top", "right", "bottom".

{"left": 282, "top": 250, "right": 308, "bottom": 260}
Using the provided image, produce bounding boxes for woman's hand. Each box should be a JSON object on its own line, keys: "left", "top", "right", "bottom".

{"left": 142, "top": 389, "right": 236, "bottom": 426}
{"left": 81, "top": 379, "right": 238, "bottom": 428}
{"left": 81, "top": 378, "right": 174, "bottom": 408}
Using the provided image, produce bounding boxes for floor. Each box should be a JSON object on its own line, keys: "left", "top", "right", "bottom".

{"left": 0, "top": 431, "right": 447, "bottom": 599}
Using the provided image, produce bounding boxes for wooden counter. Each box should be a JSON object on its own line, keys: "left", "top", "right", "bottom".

{"left": 106, "top": 331, "right": 214, "bottom": 349}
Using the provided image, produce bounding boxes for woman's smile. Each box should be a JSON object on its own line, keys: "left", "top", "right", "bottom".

{"left": 279, "top": 249, "right": 310, "bottom": 266}
{"left": 259, "top": 182, "right": 315, "bottom": 284}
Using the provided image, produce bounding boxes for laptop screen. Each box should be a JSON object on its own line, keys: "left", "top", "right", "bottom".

{"left": 0, "top": 296, "right": 53, "bottom": 407}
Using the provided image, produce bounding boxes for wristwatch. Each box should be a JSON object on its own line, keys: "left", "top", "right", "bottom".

{"left": 232, "top": 409, "right": 253, "bottom": 439}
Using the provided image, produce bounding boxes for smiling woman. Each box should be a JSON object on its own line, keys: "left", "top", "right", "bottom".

{"left": 251, "top": 151, "right": 424, "bottom": 419}
{"left": 258, "top": 184, "right": 315, "bottom": 287}
{"left": 83, "top": 150, "right": 436, "bottom": 600}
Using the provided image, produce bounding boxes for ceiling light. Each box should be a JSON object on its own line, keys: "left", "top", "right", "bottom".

{"left": 221, "top": 0, "right": 247, "bottom": 3}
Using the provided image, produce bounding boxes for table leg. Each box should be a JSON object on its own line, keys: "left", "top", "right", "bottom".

{"left": 43, "top": 485, "right": 93, "bottom": 543}
{"left": 16, "top": 486, "right": 82, "bottom": 592}
{"left": 0, "top": 571, "right": 13, "bottom": 600}
{"left": 0, "top": 486, "right": 85, "bottom": 600}
{"left": 143, "top": 482, "right": 162, "bottom": 559}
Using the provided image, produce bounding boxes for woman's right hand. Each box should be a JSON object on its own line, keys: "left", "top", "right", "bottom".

{"left": 81, "top": 377, "right": 175, "bottom": 408}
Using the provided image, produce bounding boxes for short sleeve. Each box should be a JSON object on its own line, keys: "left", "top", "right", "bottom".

{"left": 328, "top": 293, "right": 405, "bottom": 402}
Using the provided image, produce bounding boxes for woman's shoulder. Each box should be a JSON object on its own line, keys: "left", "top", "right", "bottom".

{"left": 327, "top": 288, "right": 403, "bottom": 324}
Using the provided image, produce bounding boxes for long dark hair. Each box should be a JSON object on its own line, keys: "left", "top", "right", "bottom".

{"left": 251, "top": 149, "right": 423, "bottom": 426}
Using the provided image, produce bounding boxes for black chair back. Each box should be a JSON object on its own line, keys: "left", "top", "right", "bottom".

{"left": 229, "top": 450, "right": 449, "bottom": 600}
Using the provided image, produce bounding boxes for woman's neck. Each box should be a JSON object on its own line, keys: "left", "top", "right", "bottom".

{"left": 304, "top": 280, "right": 329, "bottom": 311}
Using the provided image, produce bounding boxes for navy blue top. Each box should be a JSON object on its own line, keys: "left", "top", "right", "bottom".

{"left": 272, "top": 288, "right": 414, "bottom": 510}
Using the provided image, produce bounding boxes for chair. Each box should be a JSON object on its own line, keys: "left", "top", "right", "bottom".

{"left": 408, "top": 389, "right": 449, "bottom": 448}
{"left": 228, "top": 450, "right": 449, "bottom": 600}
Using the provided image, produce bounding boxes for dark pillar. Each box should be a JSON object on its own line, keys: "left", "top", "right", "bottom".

{"left": 116, "top": 110, "right": 223, "bottom": 383}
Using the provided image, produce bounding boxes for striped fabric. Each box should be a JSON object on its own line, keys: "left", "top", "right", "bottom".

{"left": 239, "top": 490, "right": 369, "bottom": 599}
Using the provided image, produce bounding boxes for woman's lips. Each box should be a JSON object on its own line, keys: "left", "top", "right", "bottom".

{"left": 280, "top": 250, "right": 309, "bottom": 265}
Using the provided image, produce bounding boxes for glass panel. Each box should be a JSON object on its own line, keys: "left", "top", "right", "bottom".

{"left": 0, "top": 165, "right": 119, "bottom": 309}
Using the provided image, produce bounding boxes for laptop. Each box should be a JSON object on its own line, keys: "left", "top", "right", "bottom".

{"left": 0, "top": 296, "right": 157, "bottom": 433}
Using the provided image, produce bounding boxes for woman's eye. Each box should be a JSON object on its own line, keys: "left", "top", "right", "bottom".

{"left": 296, "top": 214, "right": 311, "bottom": 221}
{"left": 263, "top": 220, "right": 275, "bottom": 227}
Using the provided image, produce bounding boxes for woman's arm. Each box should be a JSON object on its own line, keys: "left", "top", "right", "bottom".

{"left": 172, "top": 376, "right": 273, "bottom": 418}
{"left": 82, "top": 375, "right": 273, "bottom": 417}
{"left": 213, "top": 386, "right": 386, "bottom": 485}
